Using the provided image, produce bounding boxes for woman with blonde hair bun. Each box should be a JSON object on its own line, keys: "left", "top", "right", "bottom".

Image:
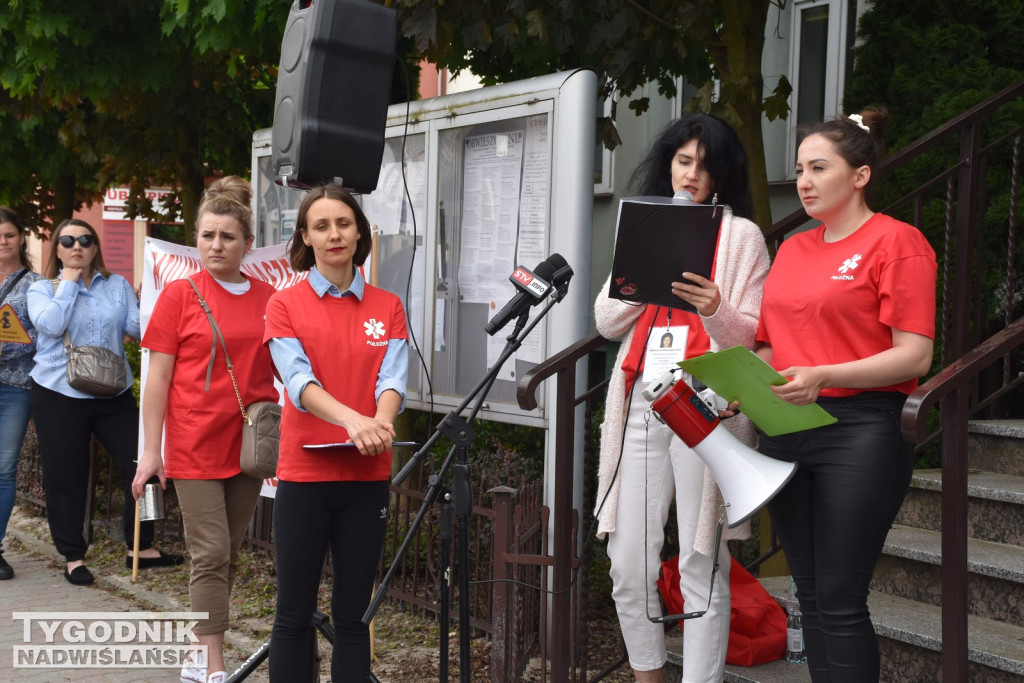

{"left": 133, "top": 176, "right": 278, "bottom": 683}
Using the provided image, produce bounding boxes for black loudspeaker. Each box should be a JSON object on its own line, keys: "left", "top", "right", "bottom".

{"left": 272, "top": 0, "right": 397, "bottom": 193}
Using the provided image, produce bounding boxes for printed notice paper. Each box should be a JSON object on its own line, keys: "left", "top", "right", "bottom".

{"left": 679, "top": 346, "right": 837, "bottom": 437}
{"left": 608, "top": 196, "right": 721, "bottom": 313}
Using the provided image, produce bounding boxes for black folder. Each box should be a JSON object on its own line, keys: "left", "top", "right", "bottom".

{"left": 608, "top": 196, "right": 722, "bottom": 313}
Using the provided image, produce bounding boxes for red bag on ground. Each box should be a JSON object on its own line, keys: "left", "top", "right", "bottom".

{"left": 657, "top": 556, "right": 787, "bottom": 666}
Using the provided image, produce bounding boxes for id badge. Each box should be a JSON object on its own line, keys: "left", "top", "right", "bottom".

{"left": 642, "top": 325, "right": 689, "bottom": 382}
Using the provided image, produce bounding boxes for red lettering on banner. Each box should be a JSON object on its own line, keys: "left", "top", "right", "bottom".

{"left": 151, "top": 252, "right": 202, "bottom": 289}
{"left": 242, "top": 257, "right": 307, "bottom": 291}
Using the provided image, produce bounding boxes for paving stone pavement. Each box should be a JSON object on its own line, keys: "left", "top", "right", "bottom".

{"left": 2, "top": 516, "right": 270, "bottom": 682}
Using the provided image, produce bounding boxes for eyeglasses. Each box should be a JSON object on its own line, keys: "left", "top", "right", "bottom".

{"left": 58, "top": 234, "right": 96, "bottom": 249}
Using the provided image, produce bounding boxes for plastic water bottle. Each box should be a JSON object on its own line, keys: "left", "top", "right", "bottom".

{"left": 786, "top": 578, "right": 807, "bottom": 664}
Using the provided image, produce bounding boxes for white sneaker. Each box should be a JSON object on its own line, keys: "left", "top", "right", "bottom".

{"left": 180, "top": 651, "right": 206, "bottom": 683}
{"left": 207, "top": 672, "right": 226, "bottom": 683}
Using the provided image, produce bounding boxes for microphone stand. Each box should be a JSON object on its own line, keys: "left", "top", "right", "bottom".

{"left": 364, "top": 280, "right": 570, "bottom": 682}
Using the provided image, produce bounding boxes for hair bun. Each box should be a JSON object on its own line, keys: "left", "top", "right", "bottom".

{"left": 197, "top": 175, "right": 254, "bottom": 237}
{"left": 859, "top": 106, "right": 888, "bottom": 149}
{"left": 203, "top": 175, "right": 252, "bottom": 208}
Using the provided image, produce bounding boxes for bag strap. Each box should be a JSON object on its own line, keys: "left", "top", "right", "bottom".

{"left": 185, "top": 277, "right": 249, "bottom": 423}
{"left": 0, "top": 268, "right": 29, "bottom": 305}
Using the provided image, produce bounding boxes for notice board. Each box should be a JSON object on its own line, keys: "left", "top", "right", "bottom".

{"left": 252, "top": 70, "right": 596, "bottom": 429}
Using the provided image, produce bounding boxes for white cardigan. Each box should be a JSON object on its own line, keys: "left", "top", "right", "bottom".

{"left": 593, "top": 207, "right": 771, "bottom": 555}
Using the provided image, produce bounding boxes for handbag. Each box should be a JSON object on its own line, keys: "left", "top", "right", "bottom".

{"left": 52, "top": 280, "right": 127, "bottom": 397}
{"left": 186, "top": 278, "right": 281, "bottom": 479}
{"left": 658, "top": 556, "right": 787, "bottom": 666}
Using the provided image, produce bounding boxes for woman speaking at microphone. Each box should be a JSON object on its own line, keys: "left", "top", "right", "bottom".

{"left": 594, "top": 113, "right": 770, "bottom": 682}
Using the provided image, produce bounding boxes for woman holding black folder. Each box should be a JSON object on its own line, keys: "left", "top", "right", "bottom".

{"left": 594, "top": 113, "right": 771, "bottom": 683}
{"left": 756, "top": 108, "right": 936, "bottom": 681}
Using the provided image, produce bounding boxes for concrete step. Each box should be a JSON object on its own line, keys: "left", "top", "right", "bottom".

{"left": 663, "top": 629, "right": 811, "bottom": 683}
{"left": 897, "top": 469, "right": 1024, "bottom": 545}
{"left": 873, "top": 524, "right": 1024, "bottom": 627}
{"left": 969, "top": 420, "right": 1024, "bottom": 477}
{"left": 757, "top": 575, "right": 1024, "bottom": 681}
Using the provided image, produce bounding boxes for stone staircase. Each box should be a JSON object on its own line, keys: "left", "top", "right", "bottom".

{"left": 664, "top": 420, "right": 1024, "bottom": 682}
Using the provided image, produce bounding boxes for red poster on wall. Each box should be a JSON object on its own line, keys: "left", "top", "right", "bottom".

{"left": 102, "top": 185, "right": 176, "bottom": 289}
{"left": 102, "top": 220, "right": 135, "bottom": 286}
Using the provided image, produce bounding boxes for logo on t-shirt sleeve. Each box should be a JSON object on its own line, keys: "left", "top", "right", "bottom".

{"left": 364, "top": 318, "right": 388, "bottom": 346}
{"left": 833, "top": 253, "right": 862, "bottom": 281}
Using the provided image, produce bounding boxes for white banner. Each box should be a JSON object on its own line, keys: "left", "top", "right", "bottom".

{"left": 140, "top": 238, "right": 303, "bottom": 498}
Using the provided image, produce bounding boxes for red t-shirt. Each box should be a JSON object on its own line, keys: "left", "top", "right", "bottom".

{"left": 756, "top": 213, "right": 937, "bottom": 397}
{"left": 142, "top": 270, "right": 278, "bottom": 478}
{"left": 264, "top": 280, "right": 407, "bottom": 483}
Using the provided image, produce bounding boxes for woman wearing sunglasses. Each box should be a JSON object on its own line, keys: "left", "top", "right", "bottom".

{"left": 27, "top": 218, "right": 181, "bottom": 586}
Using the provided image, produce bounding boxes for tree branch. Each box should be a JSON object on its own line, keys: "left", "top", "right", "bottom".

{"left": 622, "top": 0, "right": 679, "bottom": 34}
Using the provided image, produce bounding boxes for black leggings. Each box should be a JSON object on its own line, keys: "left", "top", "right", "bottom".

{"left": 269, "top": 479, "right": 388, "bottom": 682}
{"left": 762, "top": 392, "right": 913, "bottom": 683}
{"left": 30, "top": 381, "right": 153, "bottom": 562}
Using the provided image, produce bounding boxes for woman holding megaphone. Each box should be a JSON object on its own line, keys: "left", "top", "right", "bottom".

{"left": 756, "top": 108, "right": 936, "bottom": 681}
{"left": 594, "top": 113, "right": 771, "bottom": 683}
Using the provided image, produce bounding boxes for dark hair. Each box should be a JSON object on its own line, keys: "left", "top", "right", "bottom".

{"left": 628, "top": 112, "right": 753, "bottom": 220}
{"left": 288, "top": 182, "right": 373, "bottom": 272}
{"left": 196, "top": 175, "right": 254, "bottom": 241}
{"left": 45, "top": 218, "right": 110, "bottom": 279}
{"left": 796, "top": 106, "right": 889, "bottom": 190}
{"left": 0, "top": 206, "right": 33, "bottom": 271}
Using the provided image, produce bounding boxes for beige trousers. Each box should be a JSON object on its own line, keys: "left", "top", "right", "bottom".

{"left": 174, "top": 474, "right": 263, "bottom": 635}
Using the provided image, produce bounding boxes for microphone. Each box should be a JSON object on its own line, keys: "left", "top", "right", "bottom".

{"left": 673, "top": 189, "right": 695, "bottom": 202}
{"left": 546, "top": 253, "right": 573, "bottom": 290}
{"left": 485, "top": 255, "right": 561, "bottom": 336}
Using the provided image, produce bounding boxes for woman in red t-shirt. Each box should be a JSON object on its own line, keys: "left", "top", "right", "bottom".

{"left": 264, "top": 182, "right": 407, "bottom": 682}
{"left": 756, "top": 108, "right": 937, "bottom": 681}
{"left": 133, "top": 176, "right": 278, "bottom": 683}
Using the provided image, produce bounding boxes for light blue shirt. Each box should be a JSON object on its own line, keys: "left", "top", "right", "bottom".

{"left": 27, "top": 272, "right": 140, "bottom": 398}
{"left": 268, "top": 267, "right": 408, "bottom": 412}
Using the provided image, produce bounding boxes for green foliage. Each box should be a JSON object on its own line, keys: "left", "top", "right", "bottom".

{"left": 0, "top": 0, "right": 290, "bottom": 234}
{"left": 387, "top": 0, "right": 786, "bottom": 229}
{"left": 402, "top": 409, "right": 546, "bottom": 493}
{"left": 845, "top": 0, "right": 1024, "bottom": 151}
{"left": 125, "top": 338, "right": 142, "bottom": 404}
{"left": 846, "top": 0, "right": 1024, "bottom": 335}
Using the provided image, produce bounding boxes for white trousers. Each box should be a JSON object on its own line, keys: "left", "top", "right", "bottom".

{"left": 606, "top": 389, "right": 732, "bottom": 682}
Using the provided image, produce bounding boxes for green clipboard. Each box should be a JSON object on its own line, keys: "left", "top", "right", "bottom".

{"left": 679, "top": 346, "right": 837, "bottom": 437}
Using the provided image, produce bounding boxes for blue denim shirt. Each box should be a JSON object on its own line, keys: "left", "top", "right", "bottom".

{"left": 0, "top": 268, "right": 44, "bottom": 390}
{"left": 27, "top": 272, "right": 140, "bottom": 398}
{"left": 268, "top": 267, "right": 408, "bottom": 412}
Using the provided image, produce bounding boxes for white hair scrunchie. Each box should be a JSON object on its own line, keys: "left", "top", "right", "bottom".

{"left": 848, "top": 114, "right": 870, "bottom": 133}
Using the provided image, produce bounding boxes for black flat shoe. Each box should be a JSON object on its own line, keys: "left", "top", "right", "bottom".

{"left": 126, "top": 550, "right": 184, "bottom": 570}
{"left": 64, "top": 565, "right": 94, "bottom": 586}
{"left": 0, "top": 553, "right": 13, "bottom": 580}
